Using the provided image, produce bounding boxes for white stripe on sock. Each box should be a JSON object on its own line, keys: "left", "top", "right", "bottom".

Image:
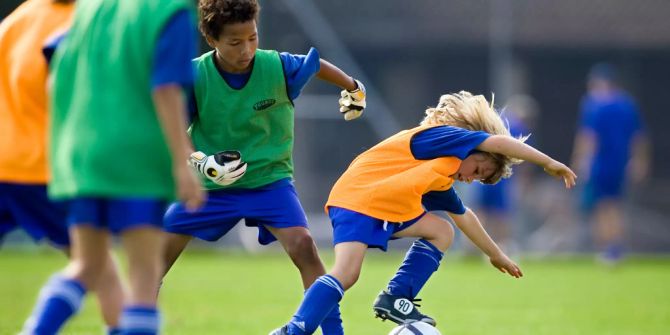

{"left": 51, "top": 279, "right": 84, "bottom": 311}
{"left": 317, "top": 276, "right": 344, "bottom": 297}
{"left": 120, "top": 313, "right": 160, "bottom": 333}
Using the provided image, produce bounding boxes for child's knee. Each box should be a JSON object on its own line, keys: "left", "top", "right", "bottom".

{"left": 331, "top": 269, "right": 360, "bottom": 290}
{"left": 286, "top": 231, "right": 318, "bottom": 259}
{"left": 65, "top": 259, "right": 106, "bottom": 289}
{"left": 430, "top": 221, "right": 455, "bottom": 251}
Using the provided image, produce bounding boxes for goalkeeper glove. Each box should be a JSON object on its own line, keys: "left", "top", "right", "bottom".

{"left": 338, "top": 78, "right": 366, "bottom": 121}
{"left": 189, "top": 150, "right": 247, "bottom": 186}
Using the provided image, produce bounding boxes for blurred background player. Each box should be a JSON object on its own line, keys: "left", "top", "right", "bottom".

{"left": 271, "top": 91, "right": 576, "bottom": 335}
{"left": 571, "top": 63, "right": 650, "bottom": 264}
{"left": 160, "top": 1, "right": 365, "bottom": 334}
{"left": 470, "top": 95, "right": 538, "bottom": 255}
{"left": 0, "top": 1, "right": 124, "bottom": 333}
{"left": 19, "top": 0, "right": 204, "bottom": 334}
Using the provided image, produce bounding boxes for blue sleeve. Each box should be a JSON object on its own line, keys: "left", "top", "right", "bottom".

{"left": 422, "top": 188, "right": 466, "bottom": 214}
{"left": 579, "top": 97, "right": 598, "bottom": 131}
{"left": 152, "top": 10, "right": 198, "bottom": 89}
{"left": 410, "top": 126, "right": 491, "bottom": 160}
{"left": 43, "top": 32, "right": 67, "bottom": 66}
{"left": 279, "top": 47, "right": 321, "bottom": 101}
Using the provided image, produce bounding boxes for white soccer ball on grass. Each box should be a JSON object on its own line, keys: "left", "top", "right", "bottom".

{"left": 388, "top": 321, "right": 442, "bottom": 335}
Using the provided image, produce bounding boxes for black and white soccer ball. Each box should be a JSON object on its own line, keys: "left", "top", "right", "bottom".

{"left": 388, "top": 321, "right": 442, "bottom": 335}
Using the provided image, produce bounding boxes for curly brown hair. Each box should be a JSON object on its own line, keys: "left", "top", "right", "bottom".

{"left": 198, "top": 0, "right": 260, "bottom": 39}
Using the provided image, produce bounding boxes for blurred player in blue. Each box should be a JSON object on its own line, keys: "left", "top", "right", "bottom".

{"left": 471, "top": 95, "right": 537, "bottom": 254}
{"left": 159, "top": 1, "right": 365, "bottom": 334}
{"left": 0, "top": 1, "right": 125, "bottom": 333}
{"left": 19, "top": 0, "right": 205, "bottom": 334}
{"left": 571, "top": 63, "right": 650, "bottom": 264}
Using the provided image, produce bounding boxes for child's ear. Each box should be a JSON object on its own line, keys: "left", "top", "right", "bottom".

{"left": 205, "top": 36, "right": 216, "bottom": 48}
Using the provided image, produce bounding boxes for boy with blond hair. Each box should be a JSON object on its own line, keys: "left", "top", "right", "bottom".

{"left": 272, "top": 91, "right": 576, "bottom": 335}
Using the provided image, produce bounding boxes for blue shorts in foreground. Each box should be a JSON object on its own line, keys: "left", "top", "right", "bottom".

{"left": 0, "top": 183, "right": 69, "bottom": 247}
{"left": 163, "top": 180, "right": 308, "bottom": 245}
{"left": 328, "top": 206, "right": 425, "bottom": 251}
{"left": 68, "top": 197, "right": 167, "bottom": 233}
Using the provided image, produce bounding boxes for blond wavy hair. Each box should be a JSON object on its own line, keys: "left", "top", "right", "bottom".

{"left": 421, "top": 91, "right": 528, "bottom": 184}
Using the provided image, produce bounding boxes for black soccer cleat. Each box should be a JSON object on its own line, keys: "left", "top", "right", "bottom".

{"left": 373, "top": 290, "right": 436, "bottom": 326}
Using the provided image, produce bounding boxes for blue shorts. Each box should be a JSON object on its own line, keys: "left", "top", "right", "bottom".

{"left": 329, "top": 206, "right": 424, "bottom": 251}
{"left": 0, "top": 183, "right": 69, "bottom": 247}
{"left": 476, "top": 179, "right": 510, "bottom": 213}
{"left": 163, "top": 180, "right": 308, "bottom": 245}
{"left": 581, "top": 177, "right": 624, "bottom": 212}
{"left": 68, "top": 197, "right": 167, "bottom": 234}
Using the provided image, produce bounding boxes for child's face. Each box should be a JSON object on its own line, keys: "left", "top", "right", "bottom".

{"left": 453, "top": 153, "right": 497, "bottom": 184}
{"left": 207, "top": 20, "right": 258, "bottom": 73}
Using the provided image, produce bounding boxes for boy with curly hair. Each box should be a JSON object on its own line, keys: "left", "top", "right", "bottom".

{"left": 161, "top": 1, "right": 366, "bottom": 334}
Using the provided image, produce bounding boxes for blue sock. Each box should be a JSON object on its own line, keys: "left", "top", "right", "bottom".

{"left": 387, "top": 239, "right": 444, "bottom": 299}
{"left": 289, "top": 275, "right": 344, "bottom": 335}
{"left": 119, "top": 306, "right": 160, "bottom": 335}
{"left": 22, "top": 275, "right": 86, "bottom": 335}
{"left": 108, "top": 327, "right": 123, "bottom": 335}
{"left": 320, "top": 303, "right": 343, "bottom": 335}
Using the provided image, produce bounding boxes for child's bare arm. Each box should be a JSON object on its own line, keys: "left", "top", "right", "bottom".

{"left": 478, "top": 135, "right": 577, "bottom": 188}
{"left": 629, "top": 133, "right": 651, "bottom": 184}
{"left": 449, "top": 208, "right": 523, "bottom": 278}
{"left": 316, "top": 59, "right": 366, "bottom": 121}
{"left": 153, "top": 84, "right": 205, "bottom": 211}
{"left": 316, "top": 59, "right": 357, "bottom": 90}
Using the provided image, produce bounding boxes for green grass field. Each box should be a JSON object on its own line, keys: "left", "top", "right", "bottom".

{"left": 1, "top": 249, "right": 669, "bottom": 335}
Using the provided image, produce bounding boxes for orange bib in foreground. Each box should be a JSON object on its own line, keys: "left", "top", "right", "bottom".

{"left": 0, "top": 0, "right": 73, "bottom": 183}
{"left": 326, "top": 125, "right": 461, "bottom": 222}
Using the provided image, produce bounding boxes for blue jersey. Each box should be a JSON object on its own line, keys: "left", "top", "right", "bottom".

{"left": 410, "top": 125, "right": 490, "bottom": 160}
{"left": 580, "top": 90, "right": 643, "bottom": 181}
{"left": 44, "top": 10, "right": 196, "bottom": 89}
{"left": 151, "top": 9, "right": 197, "bottom": 89}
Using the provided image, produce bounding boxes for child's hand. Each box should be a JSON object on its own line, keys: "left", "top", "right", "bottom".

{"left": 543, "top": 160, "right": 577, "bottom": 189}
{"left": 175, "top": 163, "right": 205, "bottom": 212}
{"left": 339, "top": 79, "right": 366, "bottom": 121}
{"left": 188, "top": 151, "right": 247, "bottom": 186}
{"left": 490, "top": 254, "right": 523, "bottom": 278}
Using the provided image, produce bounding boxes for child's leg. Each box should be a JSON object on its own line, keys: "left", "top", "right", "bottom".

{"left": 93, "top": 251, "right": 124, "bottom": 334}
{"left": 22, "top": 225, "right": 111, "bottom": 334}
{"left": 282, "top": 241, "right": 367, "bottom": 335}
{"left": 372, "top": 213, "right": 454, "bottom": 325}
{"left": 162, "top": 232, "right": 193, "bottom": 276}
{"left": 269, "top": 226, "right": 325, "bottom": 286}
{"left": 594, "top": 199, "right": 625, "bottom": 262}
{"left": 119, "top": 226, "right": 164, "bottom": 335}
{"left": 269, "top": 226, "right": 343, "bottom": 335}
{"left": 387, "top": 213, "right": 454, "bottom": 298}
